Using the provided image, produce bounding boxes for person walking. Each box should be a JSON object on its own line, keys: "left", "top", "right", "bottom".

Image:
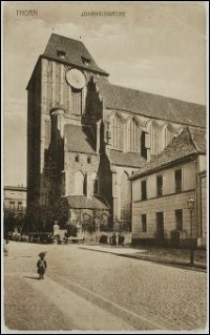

{"left": 37, "top": 252, "right": 47, "bottom": 279}
{"left": 118, "top": 233, "right": 125, "bottom": 247}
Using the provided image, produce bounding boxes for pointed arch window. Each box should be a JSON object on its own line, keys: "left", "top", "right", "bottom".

{"left": 151, "top": 122, "right": 164, "bottom": 155}
{"left": 141, "top": 131, "right": 148, "bottom": 159}
{"left": 165, "top": 124, "right": 176, "bottom": 147}
{"left": 127, "top": 118, "right": 139, "bottom": 152}
{"left": 70, "top": 87, "right": 82, "bottom": 116}
{"left": 120, "top": 171, "right": 131, "bottom": 223}
{"left": 91, "top": 172, "right": 99, "bottom": 195}
{"left": 74, "top": 171, "right": 85, "bottom": 195}
{"left": 111, "top": 115, "right": 123, "bottom": 150}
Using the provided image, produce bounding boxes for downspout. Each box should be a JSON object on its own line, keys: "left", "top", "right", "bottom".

{"left": 130, "top": 176, "right": 133, "bottom": 237}
{"left": 194, "top": 156, "right": 199, "bottom": 242}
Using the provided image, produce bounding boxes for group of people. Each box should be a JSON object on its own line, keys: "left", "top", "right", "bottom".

{"left": 99, "top": 232, "right": 125, "bottom": 245}
{"left": 109, "top": 233, "right": 125, "bottom": 246}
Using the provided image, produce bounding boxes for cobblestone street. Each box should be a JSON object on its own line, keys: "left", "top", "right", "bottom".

{"left": 4, "top": 242, "right": 207, "bottom": 331}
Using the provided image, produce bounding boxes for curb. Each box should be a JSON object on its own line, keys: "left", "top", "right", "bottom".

{"left": 121, "top": 254, "right": 207, "bottom": 272}
{"left": 79, "top": 246, "right": 207, "bottom": 272}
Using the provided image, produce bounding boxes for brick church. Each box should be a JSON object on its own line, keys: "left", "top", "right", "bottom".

{"left": 27, "top": 33, "right": 206, "bottom": 233}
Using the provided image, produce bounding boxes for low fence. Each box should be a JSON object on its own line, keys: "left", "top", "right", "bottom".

{"left": 7, "top": 229, "right": 132, "bottom": 246}
{"left": 57, "top": 229, "right": 131, "bottom": 245}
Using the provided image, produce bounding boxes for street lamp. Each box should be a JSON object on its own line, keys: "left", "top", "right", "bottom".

{"left": 187, "top": 197, "right": 195, "bottom": 266}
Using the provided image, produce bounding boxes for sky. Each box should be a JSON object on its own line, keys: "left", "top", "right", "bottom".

{"left": 3, "top": 2, "right": 207, "bottom": 187}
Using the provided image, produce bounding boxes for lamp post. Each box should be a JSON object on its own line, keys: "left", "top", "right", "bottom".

{"left": 187, "top": 197, "right": 195, "bottom": 266}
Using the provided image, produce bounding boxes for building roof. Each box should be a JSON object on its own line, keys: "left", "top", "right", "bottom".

{"left": 130, "top": 127, "right": 206, "bottom": 179}
{"left": 64, "top": 124, "right": 96, "bottom": 154}
{"left": 96, "top": 80, "right": 206, "bottom": 128}
{"left": 109, "top": 150, "right": 146, "bottom": 168}
{"left": 43, "top": 34, "right": 108, "bottom": 76}
{"left": 190, "top": 127, "right": 206, "bottom": 152}
{"left": 65, "top": 195, "right": 109, "bottom": 209}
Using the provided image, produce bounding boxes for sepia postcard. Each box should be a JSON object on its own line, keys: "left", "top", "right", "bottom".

{"left": 2, "top": 1, "right": 208, "bottom": 333}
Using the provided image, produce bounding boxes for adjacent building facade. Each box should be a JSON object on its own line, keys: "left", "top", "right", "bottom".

{"left": 27, "top": 33, "right": 206, "bottom": 235}
{"left": 4, "top": 186, "right": 27, "bottom": 234}
{"left": 130, "top": 128, "right": 206, "bottom": 247}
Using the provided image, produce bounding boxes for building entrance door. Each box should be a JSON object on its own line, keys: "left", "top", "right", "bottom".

{"left": 156, "top": 212, "right": 164, "bottom": 246}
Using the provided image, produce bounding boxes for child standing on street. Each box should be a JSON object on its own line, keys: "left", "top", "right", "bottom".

{"left": 37, "top": 252, "right": 47, "bottom": 279}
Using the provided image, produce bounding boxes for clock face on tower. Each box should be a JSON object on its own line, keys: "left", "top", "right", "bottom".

{"left": 66, "top": 68, "right": 86, "bottom": 90}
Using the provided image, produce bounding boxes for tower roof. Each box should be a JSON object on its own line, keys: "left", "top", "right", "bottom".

{"left": 43, "top": 33, "right": 108, "bottom": 76}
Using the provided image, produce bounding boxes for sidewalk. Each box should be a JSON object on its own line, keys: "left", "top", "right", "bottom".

{"left": 79, "top": 245, "right": 207, "bottom": 271}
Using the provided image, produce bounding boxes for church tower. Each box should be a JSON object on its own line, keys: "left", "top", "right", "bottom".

{"left": 26, "top": 34, "right": 109, "bottom": 227}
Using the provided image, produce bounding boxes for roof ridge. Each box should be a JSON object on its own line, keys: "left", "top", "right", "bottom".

{"left": 51, "top": 33, "right": 84, "bottom": 46}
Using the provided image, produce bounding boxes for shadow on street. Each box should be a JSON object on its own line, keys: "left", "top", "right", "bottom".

{"left": 23, "top": 276, "right": 40, "bottom": 280}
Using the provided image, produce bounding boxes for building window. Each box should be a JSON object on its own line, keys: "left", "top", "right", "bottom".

{"left": 141, "top": 180, "right": 147, "bottom": 200}
{"left": 93, "top": 180, "right": 99, "bottom": 195}
{"left": 74, "top": 171, "right": 85, "bottom": 195}
{"left": 157, "top": 175, "right": 163, "bottom": 197}
{"left": 87, "top": 156, "right": 91, "bottom": 164}
{"left": 120, "top": 171, "right": 131, "bottom": 222}
{"left": 18, "top": 202, "right": 23, "bottom": 211}
{"left": 156, "top": 212, "right": 164, "bottom": 242}
{"left": 75, "top": 154, "right": 79, "bottom": 162}
{"left": 9, "top": 202, "right": 15, "bottom": 210}
{"left": 175, "top": 209, "right": 183, "bottom": 231}
{"left": 165, "top": 125, "right": 175, "bottom": 147}
{"left": 128, "top": 119, "right": 139, "bottom": 152}
{"left": 141, "top": 131, "right": 147, "bottom": 159}
{"left": 111, "top": 115, "right": 123, "bottom": 150}
{"left": 84, "top": 174, "right": 87, "bottom": 195}
{"left": 91, "top": 172, "right": 98, "bottom": 195}
{"left": 151, "top": 122, "right": 164, "bottom": 155}
{"left": 82, "top": 56, "right": 91, "bottom": 66}
{"left": 57, "top": 49, "right": 66, "bottom": 59}
{"left": 175, "top": 169, "right": 182, "bottom": 193}
{"left": 142, "top": 214, "right": 147, "bottom": 232}
{"left": 71, "top": 88, "right": 82, "bottom": 115}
